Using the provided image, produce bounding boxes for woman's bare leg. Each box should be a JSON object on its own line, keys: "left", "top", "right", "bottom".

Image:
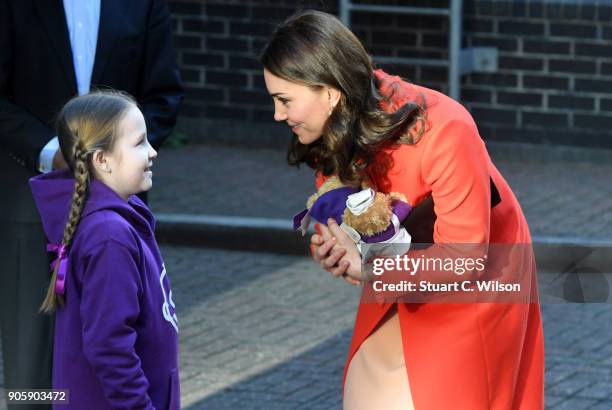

{"left": 343, "top": 307, "right": 414, "bottom": 410}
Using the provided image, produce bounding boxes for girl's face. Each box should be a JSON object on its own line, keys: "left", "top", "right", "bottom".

{"left": 263, "top": 68, "right": 340, "bottom": 145}
{"left": 95, "top": 106, "right": 157, "bottom": 200}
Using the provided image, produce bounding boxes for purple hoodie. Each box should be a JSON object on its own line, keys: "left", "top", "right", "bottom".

{"left": 30, "top": 170, "right": 179, "bottom": 410}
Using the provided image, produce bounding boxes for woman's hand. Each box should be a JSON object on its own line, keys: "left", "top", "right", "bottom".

{"left": 310, "top": 218, "right": 364, "bottom": 285}
{"left": 52, "top": 148, "right": 68, "bottom": 170}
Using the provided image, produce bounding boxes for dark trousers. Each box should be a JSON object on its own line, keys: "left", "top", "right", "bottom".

{"left": 0, "top": 221, "right": 53, "bottom": 410}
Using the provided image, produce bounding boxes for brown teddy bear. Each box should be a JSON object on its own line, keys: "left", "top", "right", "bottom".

{"left": 294, "top": 176, "right": 413, "bottom": 257}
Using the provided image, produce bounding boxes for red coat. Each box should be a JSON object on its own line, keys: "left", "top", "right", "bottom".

{"left": 316, "top": 70, "right": 544, "bottom": 409}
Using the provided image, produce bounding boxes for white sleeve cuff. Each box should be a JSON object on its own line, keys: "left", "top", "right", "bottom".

{"left": 38, "top": 136, "right": 59, "bottom": 173}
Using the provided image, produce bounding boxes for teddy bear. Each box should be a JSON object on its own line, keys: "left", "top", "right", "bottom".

{"left": 293, "top": 176, "right": 413, "bottom": 259}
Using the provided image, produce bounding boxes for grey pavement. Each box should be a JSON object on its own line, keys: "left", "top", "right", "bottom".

{"left": 3, "top": 246, "right": 612, "bottom": 409}
{"left": 1, "top": 142, "right": 612, "bottom": 409}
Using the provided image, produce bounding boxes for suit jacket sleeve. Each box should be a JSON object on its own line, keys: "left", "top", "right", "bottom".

{"left": 0, "top": 0, "right": 55, "bottom": 171}
{"left": 138, "top": 0, "right": 184, "bottom": 150}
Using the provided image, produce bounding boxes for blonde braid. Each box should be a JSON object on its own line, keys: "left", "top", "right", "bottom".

{"left": 40, "top": 145, "right": 90, "bottom": 313}
{"left": 40, "top": 90, "right": 136, "bottom": 312}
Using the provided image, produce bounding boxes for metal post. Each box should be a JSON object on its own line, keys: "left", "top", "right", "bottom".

{"left": 341, "top": 0, "right": 469, "bottom": 101}
{"left": 340, "top": 0, "right": 351, "bottom": 27}
{"left": 448, "top": 0, "right": 463, "bottom": 101}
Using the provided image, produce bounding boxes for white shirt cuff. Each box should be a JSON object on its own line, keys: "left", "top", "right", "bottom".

{"left": 38, "top": 136, "right": 59, "bottom": 173}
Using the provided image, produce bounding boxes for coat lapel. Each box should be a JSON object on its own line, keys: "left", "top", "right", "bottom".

{"left": 35, "top": 0, "right": 77, "bottom": 94}
{"left": 91, "top": 0, "right": 124, "bottom": 84}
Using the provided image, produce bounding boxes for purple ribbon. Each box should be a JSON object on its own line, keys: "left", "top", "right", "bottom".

{"left": 361, "top": 200, "right": 413, "bottom": 243}
{"left": 309, "top": 187, "right": 360, "bottom": 226}
{"left": 47, "top": 243, "right": 68, "bottom": 296}
{"left": 293, "top": 208, "right": 309, "bottom": 231}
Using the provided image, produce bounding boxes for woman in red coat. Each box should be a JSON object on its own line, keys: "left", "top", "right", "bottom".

{"left": 261, "top": 10, "right": 544, "bottom": 409}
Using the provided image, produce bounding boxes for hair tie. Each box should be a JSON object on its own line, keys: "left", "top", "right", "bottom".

{"left": 47, "top": 243, "right": 68, "bottom": 295}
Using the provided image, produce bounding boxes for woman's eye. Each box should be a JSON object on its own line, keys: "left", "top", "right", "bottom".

{"left": 278, "top": 98, "right": 289, "bottom": 106}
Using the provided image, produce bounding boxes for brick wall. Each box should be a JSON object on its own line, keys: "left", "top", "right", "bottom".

{"left": 169, "top": 0, "right": 612, "bottom": 148}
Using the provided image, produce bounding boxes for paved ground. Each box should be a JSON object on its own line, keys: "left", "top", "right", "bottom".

{"left": 148, "top": 144, "right": 612, "bottom": 242}
{"left": 1, "top": 143, "right": 612, "bottom": 409}
{"left": 3, "top": 246, "right": 611, "bottom": 409}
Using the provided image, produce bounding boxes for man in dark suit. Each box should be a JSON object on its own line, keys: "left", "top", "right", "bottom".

{"left": 0, "top": 0, "right": 183, "bottom": 406}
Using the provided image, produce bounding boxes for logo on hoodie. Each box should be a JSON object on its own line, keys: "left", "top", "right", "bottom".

{"left": 159, "top": 264, "right": 178, "bottom": 333}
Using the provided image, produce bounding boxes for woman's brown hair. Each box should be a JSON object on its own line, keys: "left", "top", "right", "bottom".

{"left": 40, "top": 91, "right": 136, "bottom": 313}
{"left": 260, "top": 10, "right": 426, "bottom": 186}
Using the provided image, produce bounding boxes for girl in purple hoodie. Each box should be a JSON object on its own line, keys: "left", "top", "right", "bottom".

{"left": 29, "top": 91, "right": 179, "bottom": 409}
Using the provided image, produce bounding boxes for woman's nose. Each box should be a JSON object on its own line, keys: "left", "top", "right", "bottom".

{"left": 274, "top": 107, "right": 287, "bottom": 122}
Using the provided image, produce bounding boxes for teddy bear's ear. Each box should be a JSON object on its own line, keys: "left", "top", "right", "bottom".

{"left": 308, "top": 176, "right": 347, "bottom": 208}
{"left": 325, "top": 175, "right": 345, "bottom": 190}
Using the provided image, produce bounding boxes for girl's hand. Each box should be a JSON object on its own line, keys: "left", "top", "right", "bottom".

{"left": 52, "top": 148, "right": 68, "bottom": 170}
{"left": 310, "top": 219, "right": 364, "bottom": 285}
